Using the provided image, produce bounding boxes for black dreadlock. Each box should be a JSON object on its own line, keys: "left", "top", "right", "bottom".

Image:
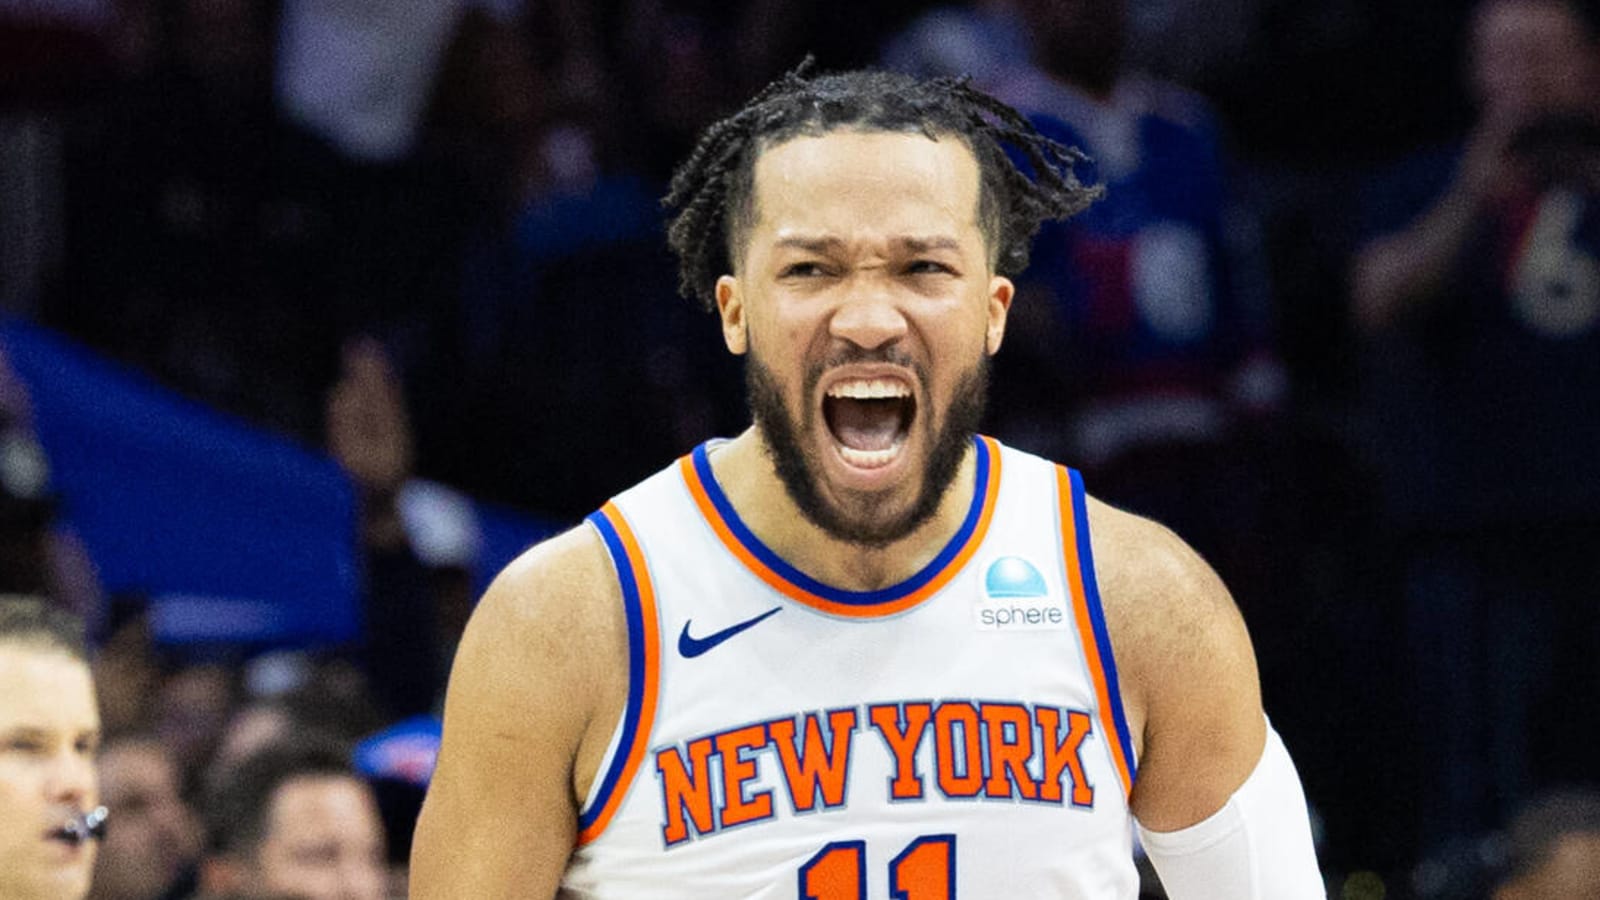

{"left": 663, "top": 59, "right": 1101, "bottom": 311}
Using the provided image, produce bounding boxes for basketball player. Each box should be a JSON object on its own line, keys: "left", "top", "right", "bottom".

{"left": 0, "top": 596, "right": 101, "bottom": 900}
{"left": 411, "top": 66, "right": 1322, "bottom": 898}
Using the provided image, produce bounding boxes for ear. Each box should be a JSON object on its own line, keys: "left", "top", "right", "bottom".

{"left": 716, "top": 275, "right": 748, "bottom": 355}
{"left": 985, "top": 275, "right": 1014, "bottom": 355}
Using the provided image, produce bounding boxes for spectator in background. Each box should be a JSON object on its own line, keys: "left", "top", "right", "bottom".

{"left": 985, "top": 0, "right": 1286, "bottom": 611}
{"left": 152, "top": 665, "right": 235, "bottom": 797}
{"left": 1492, "top": 789, "right": 1600, "bottom": 899}
{"left": 327, "top": 337, "right": 469, "bottom": 719}
{"left": 0, "top": 595, "right": 100, "bottom": 900}
{"left": 45, "top": 0, "right": 339, "bottom": 438}
{"left": 88, "top": 735, "right": 201, "bottom": 900}
{"left": 1351, "top": 0, "right": 1600, "bottom": 850}
{"left": 197, "top": 740, "right": 386, "bottom": 900}
{"left": 879, "top": 1, "right": 1030, "bottom": 92}
{"left": 408, "top": 5, "right": 743, "bottom": 521}
{"left": 207, "top": 659, "right": 386, "bottom": 799}
{"left": 0, "top": 0, "right": 116, "bottom": 315}
{"left": 90, "top": 597, "right": 160, "bottom": 739}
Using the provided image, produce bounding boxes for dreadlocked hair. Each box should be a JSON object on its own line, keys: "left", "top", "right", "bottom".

{"left": 662, "top": 58, "right": 1101, "bottom": 310}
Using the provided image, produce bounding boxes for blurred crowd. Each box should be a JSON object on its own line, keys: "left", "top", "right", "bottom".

{"left": 2, "top": 0, "right": 1599, "bottom": 897}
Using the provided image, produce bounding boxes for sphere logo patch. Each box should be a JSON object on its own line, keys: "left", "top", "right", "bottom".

{"left": 977, "top": 556, "right": 1066, "bottom": 631}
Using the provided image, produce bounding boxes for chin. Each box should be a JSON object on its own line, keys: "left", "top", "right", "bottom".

{"left": 748, "top": 352, "right": 987, "bottom": 549}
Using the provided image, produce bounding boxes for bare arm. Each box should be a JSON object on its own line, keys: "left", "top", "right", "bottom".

{"left": 1089, "top": 499, "right": 1265, "bottom": 830}
{"left": 1091, "top": 499, "right": 1322, "bottom": 896}
{"left": 410, "top": 527, "right": 628, "bottom": 898}
{"left": 1351, "top": 112, "right": 1519, "bottom": 332}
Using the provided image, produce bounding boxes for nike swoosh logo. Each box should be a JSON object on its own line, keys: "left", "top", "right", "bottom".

{"left": 678, "top": 607, "right": 782, "bottom": 658}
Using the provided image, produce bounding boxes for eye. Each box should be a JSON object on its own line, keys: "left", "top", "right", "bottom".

{"left": 778, "top": 261, "right": 829, "bottom": 279}
{"left": 906, "top": 259, "right": 956, "bottom": 276}
{"left": 6, "top": 736, "right": 46, "bottom": 754}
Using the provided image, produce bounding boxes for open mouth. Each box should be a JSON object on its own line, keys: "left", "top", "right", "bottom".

{"left": 822, "top": 378, "right": 915, "bottom": 468}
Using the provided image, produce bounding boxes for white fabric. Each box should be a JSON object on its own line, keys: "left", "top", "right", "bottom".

{"left": 398, "top": 479, "right": 482, "bottom": 570}
{"left": 564, "top": 441, "right": 1140, "bottom": 898}
{"left": 274, "top": 0, "right": 465, "bottom": 161}
{"left": 1138, "top": 723, "right": 1325, "bottom": 899}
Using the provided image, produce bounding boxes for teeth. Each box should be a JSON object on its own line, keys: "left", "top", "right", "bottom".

{"left": 838, "top": 445, "right": 900, "bottom": 469}
{"left": 826, "top": 379, "right": 910, "bottom": 399}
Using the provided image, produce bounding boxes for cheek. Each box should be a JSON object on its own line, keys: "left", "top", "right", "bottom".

{"left": 761, "top": 305, "right": 827, "bottom": 356}
{"left": 0, "top": 805, "right": 26, "bottom": 855}
{"left": 0, "top": 774, "right": 39, "bottom": 814}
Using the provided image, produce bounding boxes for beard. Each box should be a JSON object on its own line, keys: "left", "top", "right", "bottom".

{"left": 745, "top": 347, "right": 988, "bottom": 549}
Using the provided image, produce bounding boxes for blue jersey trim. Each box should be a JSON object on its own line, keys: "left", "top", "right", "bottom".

{"left": 689, "top": 435, "right": 991, "bottom": 607}
{"left": 1068, "top": 468, "right": 1138, "bottom": 781}
{"left": 578, "top": 508, "right": 649, "bottom": 830}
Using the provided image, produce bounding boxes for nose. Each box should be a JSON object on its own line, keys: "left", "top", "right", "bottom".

{"left": 47, "top": 748, "right": 97, "bottom": 809}
{"left": 828, "top": 278, "right": 908, "bottom": 352}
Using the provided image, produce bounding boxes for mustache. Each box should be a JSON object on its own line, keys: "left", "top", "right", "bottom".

{"left": 805, "top": 346, "right": 925, "bottom": 391}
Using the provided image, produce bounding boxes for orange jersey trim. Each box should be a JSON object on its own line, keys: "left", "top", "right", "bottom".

{"left": 1056, "top": 466, "right": 1137, "bottom": 799}
{"left": 576, "top": 502, "right": 661, "bottom": 844}
{"left": 678, "top": 436, "right": 1002, "bottom": 618}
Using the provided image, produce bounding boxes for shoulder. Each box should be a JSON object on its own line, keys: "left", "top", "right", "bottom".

{"left": 412, "top": 524, "right": 629, "bottom": 894}
{"left": 432, "top": 522, "right": 630, "bottom": 801}
{"left": 1084, "top": 496, "right": 1247, "bottom": 663}
{"left": 1085, "top": 497, "right": 1256, "bottom": 715}
{"left": 1082, "top": 495, "right": 1266, "bottom": 829}
{"left": 453, "top": 523, "right": 627, "bottom": 723}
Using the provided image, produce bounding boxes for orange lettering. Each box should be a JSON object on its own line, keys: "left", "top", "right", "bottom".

{"left": 1036, "top": 707, "right": 1095, "bottom": 807}
{"left": 656, "top": 738, "right": 716, "bottom": 844}
{"left": 934, "top": 702, "right": 983, "bottom": 798}
{"left": 981, "top": 703, "right": 1038, "bottom": 799}
{"left": 869, "top": 703, "right": 932, "bottom": 800}
{"left": 771, "top": 708, "right": 857, "bottom": 812}
{"left": 714, "top": 724, "right": 773, "bottom": 827}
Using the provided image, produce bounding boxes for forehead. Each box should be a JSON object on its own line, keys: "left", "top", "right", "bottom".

{"left": 0, "top": 645, "right": 97, "bottom": 731}
{"left": 268, "top": 775, "right": 376, "bottom": 833}
{"left": 748, "top": 130, "right": 984, "bottom": 244}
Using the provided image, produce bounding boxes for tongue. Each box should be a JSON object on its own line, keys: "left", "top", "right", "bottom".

{"left": 830, "top": 398, "right": 902, "bottom": 452}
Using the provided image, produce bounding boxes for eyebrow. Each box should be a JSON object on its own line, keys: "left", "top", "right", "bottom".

{"left": 772, "top": 235, "right": 963, "bottom": 254}
{"left": 899, "top": 236, "right": 962, "bottom": 253}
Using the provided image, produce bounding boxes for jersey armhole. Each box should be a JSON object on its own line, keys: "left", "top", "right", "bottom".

{"left": 1054, "top": 465, "right": 1139, "bottom": 798}
{"left": 575, "top": 502, "right": 661, "bottom": 845}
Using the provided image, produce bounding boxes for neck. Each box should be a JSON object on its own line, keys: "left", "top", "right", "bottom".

{"left": 708, "top": 427, "right": 979, "bottom": 591}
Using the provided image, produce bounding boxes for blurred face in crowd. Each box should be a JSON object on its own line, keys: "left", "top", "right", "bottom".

{"left": 209, "top": 705, "right": 293, "bottom": 787}
{"left": 243, "top": 774, "right": 386, "bottom": 900}
{"left": 89, "top": 739, "right": 201, "bottom": 900}
{"left": 1472, "top": 0, "right": 1600, "bottom": 122}
{"left": 718, "top": 129, "right": 1011, "bottom": 547}
{"left": 154, "top": 665, "right": 234, "bottom": 783}
{"left": 1014, "top": 0, "right": 1128, "bottom": 96}
{"left": 1495, "top": 831, "right": 1600, "bottom": 899}
{"left": 0, "top": 643, "right": 100, "bottom": 900}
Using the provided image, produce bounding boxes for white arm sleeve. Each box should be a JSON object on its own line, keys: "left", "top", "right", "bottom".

{"left": 1137, "top": 722, "right": 1325, "bottom": 900}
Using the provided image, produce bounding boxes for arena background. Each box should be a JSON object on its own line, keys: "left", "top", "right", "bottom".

{"left": 2, "top": 1, "right": 1584, "bottom": 898}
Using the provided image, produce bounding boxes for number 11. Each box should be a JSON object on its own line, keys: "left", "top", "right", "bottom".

{"left": 799, "top": 834, "right": 956, "bottom": 899}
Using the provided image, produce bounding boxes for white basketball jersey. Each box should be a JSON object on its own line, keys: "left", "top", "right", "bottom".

{"left": 561, "top": 436, "right": 1140, "bottom": 899}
